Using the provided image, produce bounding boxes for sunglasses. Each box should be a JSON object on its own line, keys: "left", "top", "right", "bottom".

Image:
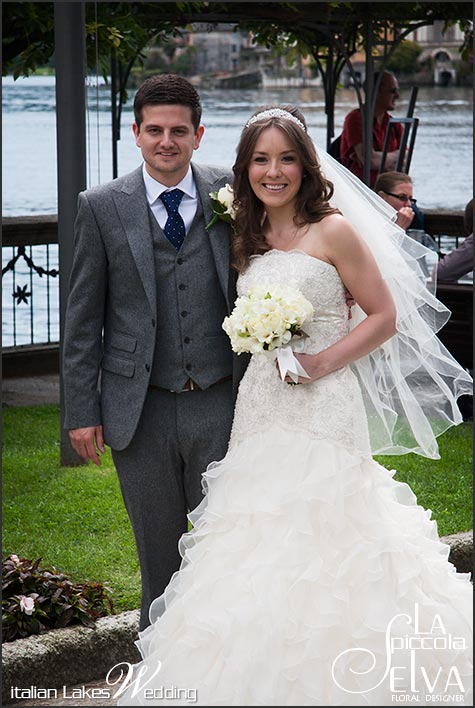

{"left": 383, "top": 191, "right": 417, "bottom": 206}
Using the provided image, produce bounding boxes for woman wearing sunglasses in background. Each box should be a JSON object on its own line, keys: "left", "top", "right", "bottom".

{"left": 374, "top": 171, "right": 425, "bottom": 232}
{"left": 374, "top": 171, "right": 442, "bottom": 282}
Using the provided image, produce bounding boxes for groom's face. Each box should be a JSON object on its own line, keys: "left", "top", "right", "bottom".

{"left": 133, "top": 104, "right": 204, "bottom": 187}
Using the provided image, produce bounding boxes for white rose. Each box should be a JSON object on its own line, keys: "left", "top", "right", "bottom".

{"left": 247, "top": 338, "right": 266, "bottom": 354}
{"left": 19, "top": 595, "right": 35, "bottom": 615}
{"left": 217, "top": 184, "right": 236, "bottom": 218}
{"left": 264, "top": 310, "right": 287, "bottom": 337}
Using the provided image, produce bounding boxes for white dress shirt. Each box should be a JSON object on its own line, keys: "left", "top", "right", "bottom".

{"left": 142, "top": 164, "right": 197, "bottom": 234}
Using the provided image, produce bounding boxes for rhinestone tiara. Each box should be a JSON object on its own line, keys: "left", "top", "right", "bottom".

{"left": 245, "top": 108, "right": 306, "bottom": 132}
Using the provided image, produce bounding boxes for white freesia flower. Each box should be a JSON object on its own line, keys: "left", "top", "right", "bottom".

{"left": 10, "top": 554, "right": 20, "bottom": 563}
{"left": 19, "top": 595, "right": 35, "bottom": 615}
{"left": 222, "top": 283, "right": 314, "bottom": 356}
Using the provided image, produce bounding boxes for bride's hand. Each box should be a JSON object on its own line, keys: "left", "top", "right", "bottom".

{"left": 282, "top": 353, "right": 326, "bottom": 384}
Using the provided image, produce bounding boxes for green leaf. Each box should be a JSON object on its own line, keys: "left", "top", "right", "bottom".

{"left": 2, "top": 554, "right": 113, "bottom": 642}
{"left": 205, "top": 214, "right": 219, "bottom": 232}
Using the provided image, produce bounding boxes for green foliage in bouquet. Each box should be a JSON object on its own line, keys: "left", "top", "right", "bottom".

{"left": 2, "top": 555, "right": 113, "bottom": 642}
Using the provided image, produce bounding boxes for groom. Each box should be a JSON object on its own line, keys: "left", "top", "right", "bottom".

{"left": 62, "top": 74, "right": 247, "bottom": 630}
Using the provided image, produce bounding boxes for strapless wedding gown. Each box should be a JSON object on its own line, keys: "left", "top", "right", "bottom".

{"left": 117, "top": 250, "right": 472, "bottom": 706}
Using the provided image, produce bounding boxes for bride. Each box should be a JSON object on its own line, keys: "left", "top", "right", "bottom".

{"left": 116, "top": 106, "right": 472, "bottom": 706}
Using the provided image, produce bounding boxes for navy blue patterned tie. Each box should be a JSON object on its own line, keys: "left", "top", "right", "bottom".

{"left": 160, "top": 189, "right": 186, "bottom": 250}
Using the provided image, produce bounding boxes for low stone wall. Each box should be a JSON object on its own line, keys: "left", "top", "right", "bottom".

{"left": 441, "top": 530, "right": 473, "bottom": 575}
{"left": 2, "top": 610, "right": 140, "bottom": 706}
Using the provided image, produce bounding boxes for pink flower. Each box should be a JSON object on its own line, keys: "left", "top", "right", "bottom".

{"left": 10, "top": 554, "right": 20, "bottom": 563}
{"left": 19, "top": 595, "right": 35, "bottom": 615}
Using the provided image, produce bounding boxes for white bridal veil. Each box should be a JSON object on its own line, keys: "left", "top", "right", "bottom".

{"left": 317, "top": 147, "right": 472, "bottom": 459}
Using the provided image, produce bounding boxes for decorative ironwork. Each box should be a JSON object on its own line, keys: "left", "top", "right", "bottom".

{"left": 13, "top": 284, "right": 32, "bottom": 305}
{"left": 2, "top": 229, "right": 59, "bottom": 347}
{"left": 2, "top": 245, "right": 59, "bottom": 279}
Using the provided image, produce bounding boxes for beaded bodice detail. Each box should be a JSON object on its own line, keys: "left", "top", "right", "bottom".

{"left": 229, "top": 250, "right": 371, "bottom": 454}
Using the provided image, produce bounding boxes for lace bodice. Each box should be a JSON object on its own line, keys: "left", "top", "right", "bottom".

{"left": 229, "top": 250, "right": 371, "bottom": 454}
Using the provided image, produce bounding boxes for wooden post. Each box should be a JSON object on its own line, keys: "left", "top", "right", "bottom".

{"left": 55, "top": 2, "right": 87, "bottom": 466}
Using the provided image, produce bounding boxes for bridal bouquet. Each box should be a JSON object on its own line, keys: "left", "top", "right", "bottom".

{"left": 222, "top": 283, "right": 314, "bottom": 383}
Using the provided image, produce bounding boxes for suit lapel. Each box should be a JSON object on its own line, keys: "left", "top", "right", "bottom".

{"left": 112, "top": 164, "right": 233, "bottom": 316}
{"left": 192, "top": 163, "right": 232, "bottom": 306}
{"left": 112, "top": 167, "right": 157, "bottom": 315}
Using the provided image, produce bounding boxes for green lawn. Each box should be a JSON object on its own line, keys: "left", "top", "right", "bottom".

{"left": 375, "top": 423, "right": 473, "bottom": 536}
{"left": 2, "top": 405, "right": 472, "bottom": 613}
{"left": 2, "top": 406, "right": 141, "bottom": 613}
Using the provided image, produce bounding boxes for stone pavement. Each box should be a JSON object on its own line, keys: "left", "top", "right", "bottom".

{"left": 2, "top": 374, "right": 60, "bottom": 407}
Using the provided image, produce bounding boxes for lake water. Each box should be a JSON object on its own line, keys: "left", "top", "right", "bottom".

{"left": 2, "top": 76, "right": 473, "bottom": 346}
{"left": 2, "top": 75, "right": 473, "bottom": 213}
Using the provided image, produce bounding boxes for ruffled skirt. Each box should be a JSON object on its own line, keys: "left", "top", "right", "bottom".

{"left": 117, "top": 430, "right": 472, "bottom": 706}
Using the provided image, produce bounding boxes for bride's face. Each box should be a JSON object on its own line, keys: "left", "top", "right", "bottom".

{"left": 247, "top": 127, "right": 303, "bottom": 209}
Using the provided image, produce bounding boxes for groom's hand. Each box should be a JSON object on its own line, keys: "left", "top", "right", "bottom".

{"left": 69, "top": 425, "right": 105, "bottom": 466}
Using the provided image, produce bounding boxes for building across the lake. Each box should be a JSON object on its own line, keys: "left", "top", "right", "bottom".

{"left": 410, "top": 21, "right": 468, "bottom": 86}
{"left": 338, "top": 21, "right": 469, "bottom": 88}
{"left": 156, "top": 20, "right": 469, "bottom": 88}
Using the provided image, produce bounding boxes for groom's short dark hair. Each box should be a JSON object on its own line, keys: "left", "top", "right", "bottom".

{"left": 134, "top": 74, "right": 202, "bottom": 131}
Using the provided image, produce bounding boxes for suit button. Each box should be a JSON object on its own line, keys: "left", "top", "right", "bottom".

{"left": 178, "top": 283, "right": 186, "bottom": 290}
{"left": 145, "top": 364, "right": 150, "bottom": 372}
{"left": 181, "top": 310, "right": 188, "bottom": 317}
{"left": 185, "top": 363, "right": 192, "bottom": 371}
{"left": 184, "top": 337, "right": 191, "bottom": 344}
{"left": 177, "top": 257, "right": 184, "bottom": 265}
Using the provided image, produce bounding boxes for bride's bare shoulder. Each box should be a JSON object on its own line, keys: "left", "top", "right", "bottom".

{"left": 315, "top": 214, "right": 360, "bottom": 249}
{"left": 319, "top": 213, "right": 355, "bottom": 234}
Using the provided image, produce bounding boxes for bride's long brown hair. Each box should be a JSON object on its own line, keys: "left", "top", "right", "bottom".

{"left": 231, "top": 105, "right": 340, "bottom": 273}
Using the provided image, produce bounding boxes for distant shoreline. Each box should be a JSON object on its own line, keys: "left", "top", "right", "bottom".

{"left": 3, "top": 69, "right": 473, "bottom": 88}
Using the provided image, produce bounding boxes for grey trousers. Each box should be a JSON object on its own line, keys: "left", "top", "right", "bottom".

{"left": 112, "top": 379, "right": 234, "bottom": 631}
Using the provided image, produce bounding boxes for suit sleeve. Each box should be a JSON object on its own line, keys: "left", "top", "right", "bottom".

{"left": 436, "top": 234, "right": 473, "bottom": 283}
{"left": 62, "top": 192, "right": 108, "bottom": 429}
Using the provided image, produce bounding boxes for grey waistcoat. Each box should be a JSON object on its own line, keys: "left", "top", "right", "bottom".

{"left": 148, "top": 199, "right": 233, "bottom": 390}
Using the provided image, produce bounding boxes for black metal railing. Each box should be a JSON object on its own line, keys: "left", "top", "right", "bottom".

{"left": 2, "top": 216, "right": 59, "bottom": 348}
{"left": 1, "top": 211, "right": 471, "bottom": 377}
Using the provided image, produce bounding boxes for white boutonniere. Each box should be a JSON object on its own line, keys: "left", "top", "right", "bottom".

{"left": 206, "top": 184, "right": 236, "bottom": 231}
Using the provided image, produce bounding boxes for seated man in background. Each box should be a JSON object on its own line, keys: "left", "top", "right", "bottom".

{"left": 340, "top": 71, "right": 403, "bottom": 187}
{"left": 434, "top": 198, "right": 473, "bottom": 422}
{"left": 435, "top": 199, "right": 473, "bottom": 283}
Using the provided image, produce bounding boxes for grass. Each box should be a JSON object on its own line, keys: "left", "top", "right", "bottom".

{"left": 2, "top": 405, "right": 473, "bottom": 613}
{"left": 375, "top": 423, "right": 473, "bottom": 536}
{"left": 2, "top": 406, "right": 141, "bottom": 613}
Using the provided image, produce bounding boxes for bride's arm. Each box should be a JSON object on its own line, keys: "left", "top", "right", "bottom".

{"left": 294, "top": 215, "right": 397, "bottom": 383}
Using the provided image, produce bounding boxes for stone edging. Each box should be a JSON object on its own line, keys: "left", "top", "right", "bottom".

{"left": 2, "top": 610, "right": 140, "bottom": 706}
{"left": 440, "top": 530, "right": 473, "bottom": 575}
{"left": 2, "top": 532, "right": 472, "bottom": 705}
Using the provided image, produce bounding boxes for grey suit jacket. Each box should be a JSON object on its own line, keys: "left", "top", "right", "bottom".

{"left": 62, "top": 163, "right": 247, "bottom": 450}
